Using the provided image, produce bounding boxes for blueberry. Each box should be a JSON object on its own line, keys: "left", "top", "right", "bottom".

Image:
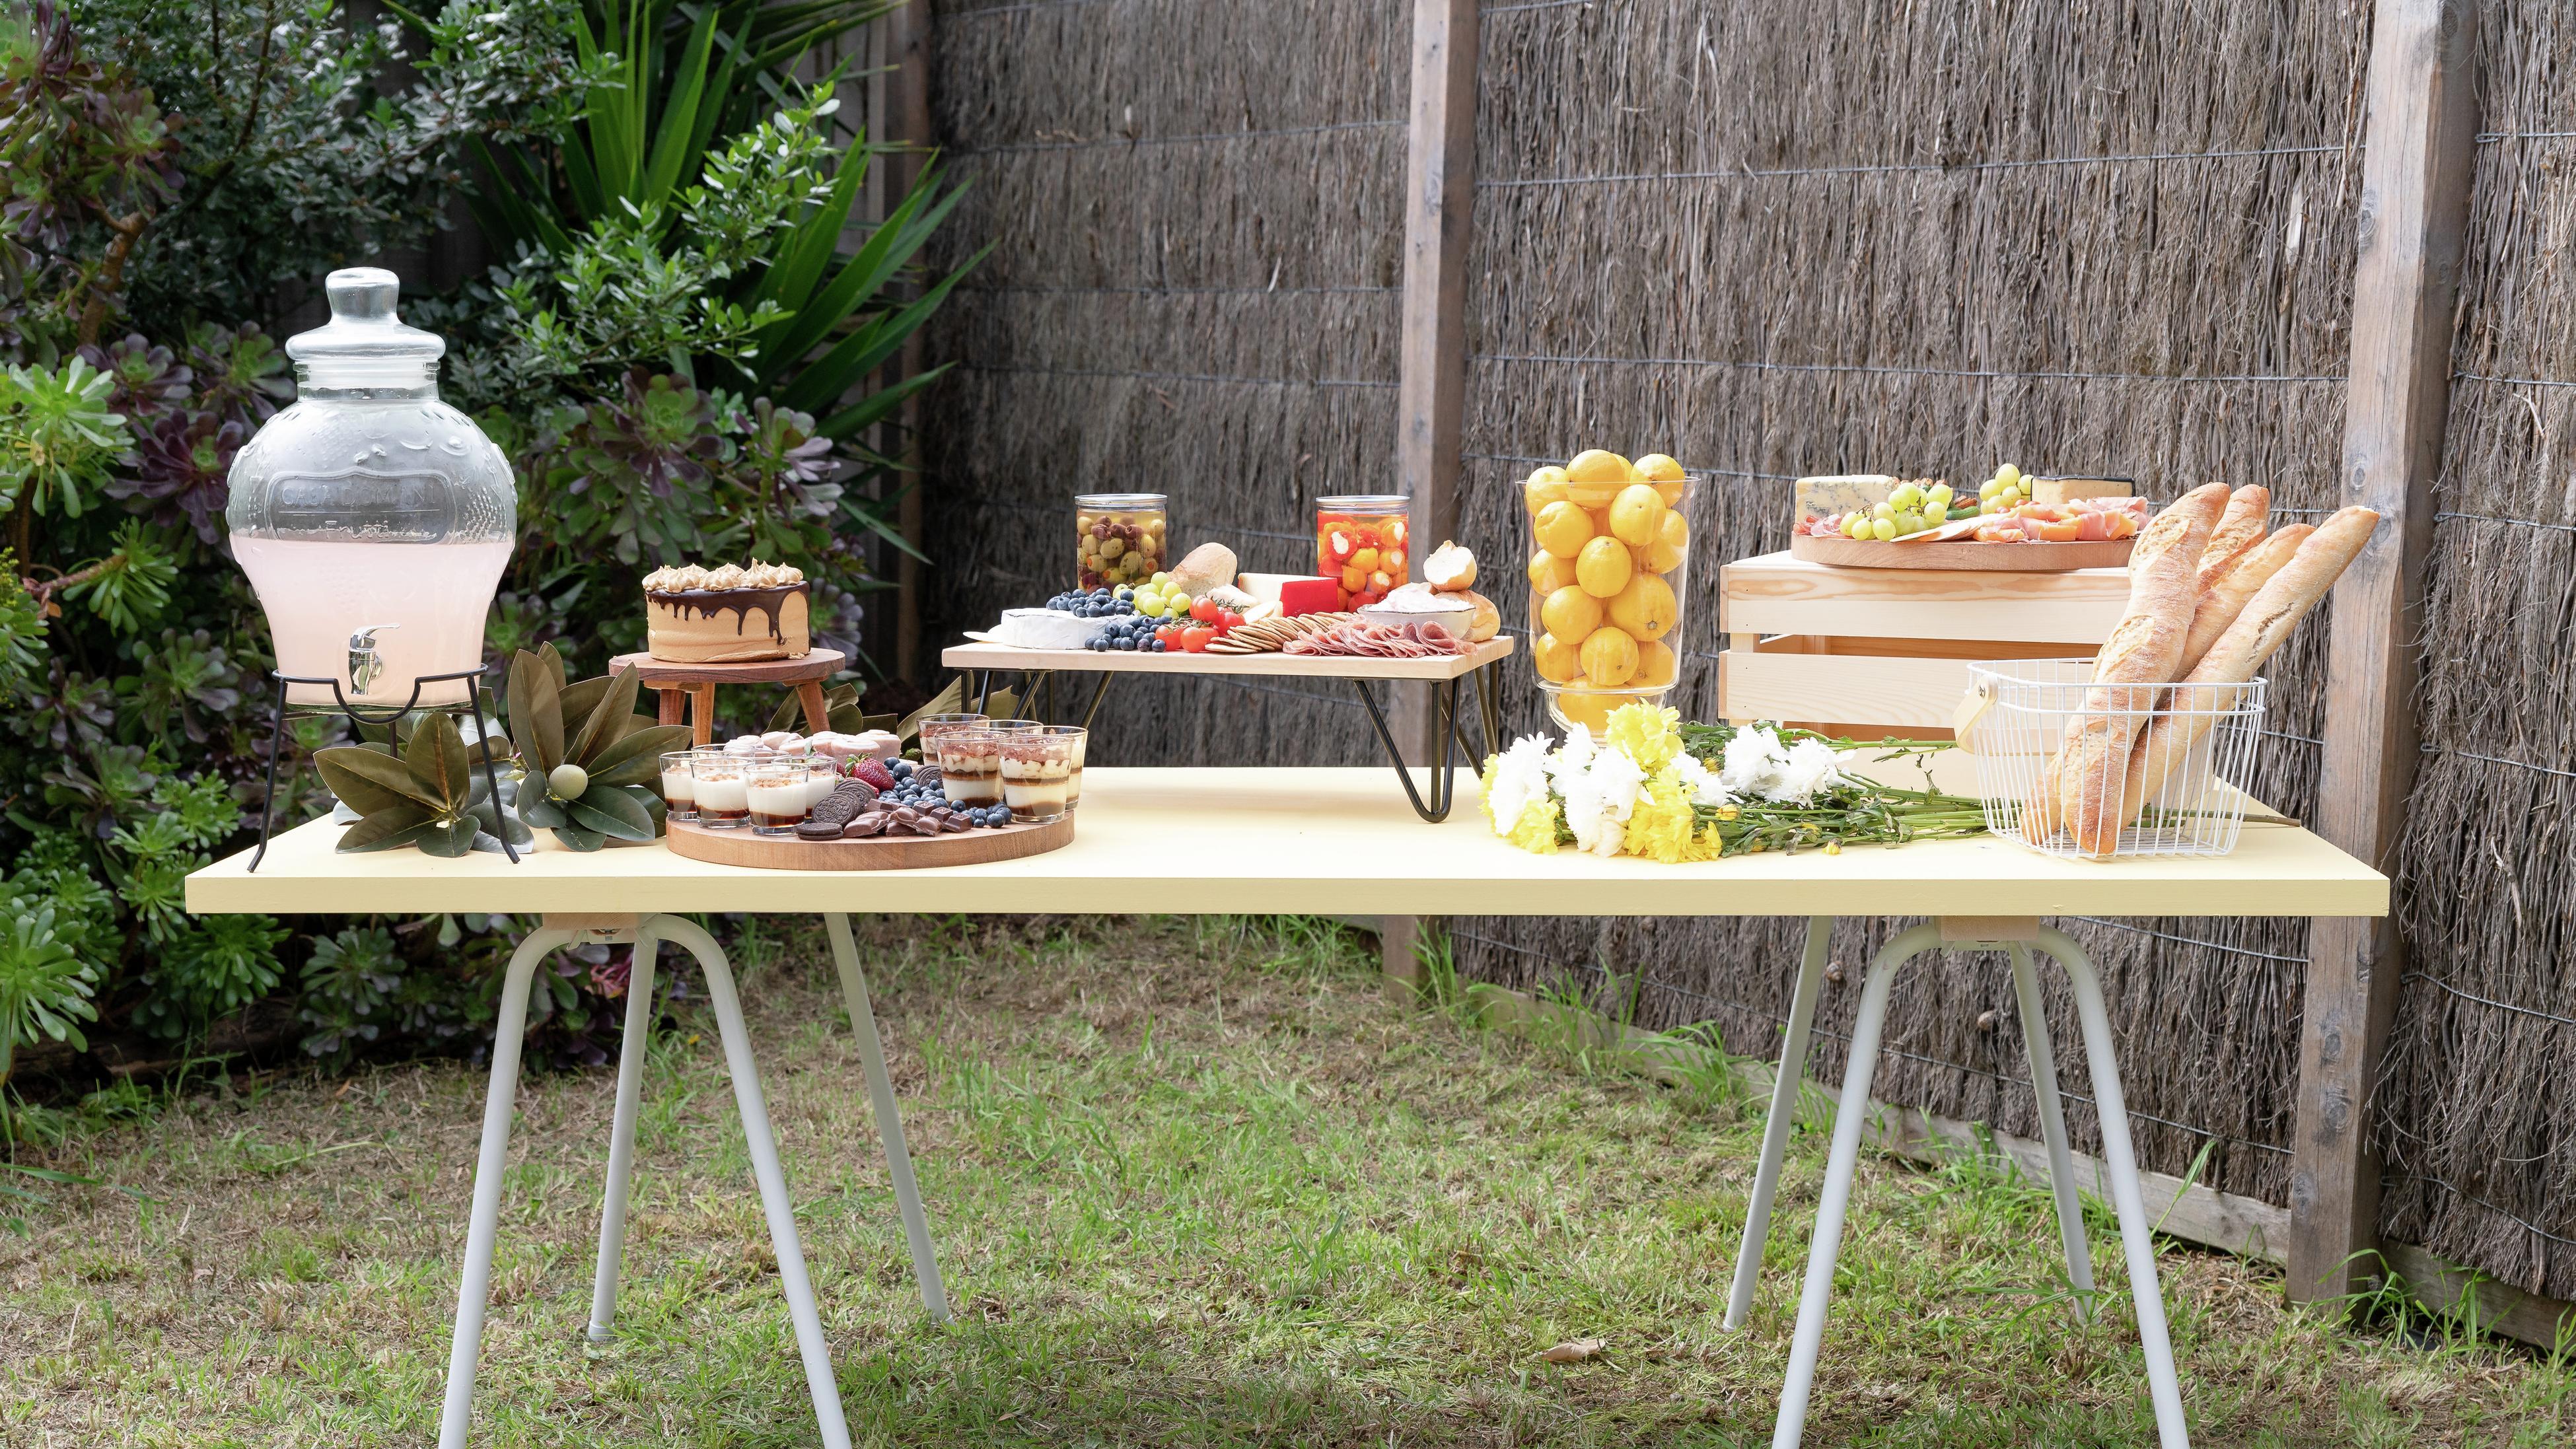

{"left": 1115, "top": 636, "right": 1135, "bottom": 650}
{"left": 892, "top": 759, "right": 912, "bottom": 777}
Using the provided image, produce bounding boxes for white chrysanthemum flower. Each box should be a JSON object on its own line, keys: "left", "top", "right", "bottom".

{"left": 1768, "top": 736, "right": 1847, "bottom": 804}
{"left": 1671, "top": 750, "right": 1729, "bottom": 806}
{"left": 1486, "top": 733, "right": 1554, "bottom": 837}
{"left": 1719, "top": 728, "right": 1788, "bottom": 798}
{"left": 1554, "top": 746, "right": 1645, "bottom": 857}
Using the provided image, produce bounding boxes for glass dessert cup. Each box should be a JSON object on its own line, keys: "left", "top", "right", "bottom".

{"left": 1040, "top": 725, "right": 1089, "bottom": 810}
{"left": 914, "top": 713, "right": 987, "bottom": 757}
{"left": 1075, "top": 493, "right": 1167, "bottom": 590}
{"left": 1001, "top": 729, "right": 1080, "bottom": 822}
{"left": 1315, "top": 495, "right": 1411, "bottom": 610}
{"left": 660, "top": 750, "right": 699, "bottom": 820}
{"left": 983, "top": 718, "right": 1040, "bottom": 734}
{"left": 690, "top": 754, "right": 753, "bottom": 828}
{"left": 1522, "top": 468, "right": 1694, "bottom": 737}
{"left": 746, "top": 758, "right": 810, "bottom": 835}
{"left": 935, "top": 728, "right": 1005, "bottom": 809}
{"left": 802, "top": 758, "right": 840, "bottom": 810}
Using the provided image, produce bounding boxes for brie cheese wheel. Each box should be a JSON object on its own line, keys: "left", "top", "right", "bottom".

{"left": 989, "top": 608, "right": 1111, "bottom": 650}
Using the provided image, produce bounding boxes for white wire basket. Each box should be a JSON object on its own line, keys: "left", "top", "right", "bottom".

{"left": 1961, "top": 658, "right": 2269, "bottom": 860}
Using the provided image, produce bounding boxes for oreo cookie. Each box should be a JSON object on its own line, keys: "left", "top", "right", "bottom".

{"left": 795, "top": 818, "right": 844, "bottom": 840}
{"left": 810, "top": 780, "right": 874, "bottom": 830}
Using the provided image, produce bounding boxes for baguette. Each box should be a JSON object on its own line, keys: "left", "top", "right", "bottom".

{"left": 2119, "top": 507, "right": 2382, "bottom": 821}
{"left": 2196, "top": 485, "right": 2272, "bottom": 589}
{"left": 2050, "top": 483, "right": 2229, "bottom": 854}
{"left": 2177, "top": 523, "right": 2310, "bottom": 676}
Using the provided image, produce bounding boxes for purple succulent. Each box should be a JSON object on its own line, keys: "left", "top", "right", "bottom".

{"left": 80, "top": 333, "right": 192, "bottom": 412}
{"left": 114, "top": 410, "right": 245, "bottom": 542}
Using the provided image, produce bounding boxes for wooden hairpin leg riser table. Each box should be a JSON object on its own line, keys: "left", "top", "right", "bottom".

{"left": 1727, "top": 916, "right": 2188, "bottom": 1449}
{"left": 437, "top": 911, "right": 949, "bottom": 1449}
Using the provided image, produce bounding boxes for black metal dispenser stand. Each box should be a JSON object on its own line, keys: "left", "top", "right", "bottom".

{"left": 249, "top": 665, "right": 519, "bottom": 871}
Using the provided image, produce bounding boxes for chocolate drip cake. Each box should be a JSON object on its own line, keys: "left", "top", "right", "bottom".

{"left": 643, "top": 561, "right": 811, "bottom": 663}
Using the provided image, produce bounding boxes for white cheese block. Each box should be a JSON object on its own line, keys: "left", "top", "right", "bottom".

{"left": 987, "top": 608, "right": 1111, "bottom": 651}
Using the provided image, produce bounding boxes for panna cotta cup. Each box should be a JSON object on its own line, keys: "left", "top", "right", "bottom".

{"left": 913, "top": 714, "right": 987, "bottom": 758}
{"left": 746, "top": 759, "right": 809, "bottom": 834}
{"left": 691, "top": 754, "right": 752, "bottom": 828}
{"left": 1001, "top": 729, "right": 1079, "bottom": 822}
{"left": 660, "top": 750, "right": 699, "bottom": 820}
{"left": 935, "top": 728, "right": 1005, "bottom": 807}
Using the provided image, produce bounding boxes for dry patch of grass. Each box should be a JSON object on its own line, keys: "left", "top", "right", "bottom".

{"left": 2, "top": 913, "right": 2569, "bottom": 1446}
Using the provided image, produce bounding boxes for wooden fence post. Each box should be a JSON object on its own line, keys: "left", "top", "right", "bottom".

{"left": 882, "top": 0, "right": 935, "bottom": 682}
{"left": 1385, "top": 0, "right": 1479, "bottom": 998}
{"left": 2290, "top": 0, "right": 2478, "bottom": 1305}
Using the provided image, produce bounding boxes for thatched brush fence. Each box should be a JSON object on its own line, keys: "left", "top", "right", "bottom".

{"left": 908, "top": 0, "right": 2575, "bottom": 1331}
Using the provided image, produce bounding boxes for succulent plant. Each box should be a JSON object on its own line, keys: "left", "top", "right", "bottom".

{"left": 504, "top": 644, "right": 689, "bottom": 851}
{"left": 314, "top": 713, "right": 528, "bottom": 858}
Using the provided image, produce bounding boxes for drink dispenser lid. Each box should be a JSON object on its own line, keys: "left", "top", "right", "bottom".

{"left": 284, "top": 268, "right": 445, "bottom": 387}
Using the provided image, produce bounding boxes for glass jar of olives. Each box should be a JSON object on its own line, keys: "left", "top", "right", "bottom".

{"left": 1075, "top": 493, "right": 1168, "bottom": 589}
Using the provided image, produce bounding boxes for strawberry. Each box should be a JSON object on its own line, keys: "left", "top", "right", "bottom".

{"left": 851, "top": 758, "right": 898, "bottom": 791}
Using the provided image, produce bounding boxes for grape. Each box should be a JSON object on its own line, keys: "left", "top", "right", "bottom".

{"left": 1871, "top": 517, "right": 1898, "bottom": 542}
{"left": 1889, "top": 482, "right": 1923, "bottom": 511}
{"left": 1927, "top": 483, "right": 1953, "bottom": 509}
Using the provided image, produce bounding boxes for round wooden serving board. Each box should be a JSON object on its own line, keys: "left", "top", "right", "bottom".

{"left": 1789, "top": 533, "right": 2133, "bottom": 573}
{"left": 664, "top": 811, "right": 1074, "bottom": 870}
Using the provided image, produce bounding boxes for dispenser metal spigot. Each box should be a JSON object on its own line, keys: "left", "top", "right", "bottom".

{"left": 347, "top": 623, "right": 400, "bottom": 696}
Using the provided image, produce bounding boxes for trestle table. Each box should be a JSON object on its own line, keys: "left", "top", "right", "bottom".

{"left": 186, "top": 766, "right": 2384, "bottom": 1448}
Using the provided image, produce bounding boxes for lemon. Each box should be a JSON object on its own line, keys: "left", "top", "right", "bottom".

{"left": 1552, "top": 687, "right": 1619, "bottom": 737}
{"left": 1534, "top": 499, "right": 1594, "bottom": 557}
{"left": 1563, "top": 448, "right": 1635, "bottom": 507}
{"left": 1579, "top": 625, "right": 1640, "bottom": 688}
{"left": 1532, "top": 630, "right": 1582, "bottom": 684}
{"left": 1633, "top": 452, "right": 1688, "bottom": 506}
{"left": 1524, "top": 466, "right": 1572, "bottom": 512}
{"left": 1528, "top": 549, "right": 1579, "bottom": 594}
{"left": 1539, "top": 584, "right": 1604, "bottom": 641}
{"left": 1633, "top": 638, "right": 1678, "bottom": 687}
{"left": 1608, "top": 483, "right": 1666, "bottom": 546}
{"left": 1642, "top": 509, "right": 1689, "bottom": 572}
{"left": 1606, "top": 571, "right": 1678, "bottom": 640}
{"left": 1575, "top": 534, "right": 1633, "bottom": 597}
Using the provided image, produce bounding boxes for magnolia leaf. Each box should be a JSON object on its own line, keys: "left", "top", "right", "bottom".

{"left": 470, "top": 798, "right": 535, "bottom": 847}
{"left": 567, "top": 664, "right": 644, "bottom": 765}
{"left": 895, "top": 677, "right": 964, "bottom": 742}
{"left": 588, "top": 752, "right": 664, "bottom": 791}
{"left": 557, "top": 674, "right": 614, "bottom": 732}
{"left": 508, "top": 650, "right": 565, "bottom": 773}
{"left": 1536, "top": 1339, "right": 1606, "bottom": 1365}
{"left": 587, "top": 722, "right": 690, "bottom": 783}
{"left": 550, "top": 824, "right": 608, "bottom": 851}
{"left": 538, "top": 641, "right": 567, "bottom": 692}
{"left": 567, "top": 789, "right": 654, "bottom": 841}
{"left": 338, "top": 805, "right": 437, "bottom": 853}
{"left": 418, "top": 816, "right": 480, "bottom": 858}
{"left": 315, "top": 746, "right": 439, "bottom": 814}
{"left": 402, "top": 713, "right": 474, "bottom": 804}
{"left": 518, "top": 794, "right": 568, "bottom": 830}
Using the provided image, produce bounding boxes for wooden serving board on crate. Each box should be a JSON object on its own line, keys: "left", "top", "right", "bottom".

{"left": 1719, "top": 551, "right": 2128, "bottom": 739}
{"left": 1789, "top": 533, "right": 2133, "bottom": 572}
{"left": 664, "top": 812, "right": 1074, "bottom": 870}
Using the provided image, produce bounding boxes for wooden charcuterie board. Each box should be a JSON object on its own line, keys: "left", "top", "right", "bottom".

{"left": 664, "top": 812, "right": 1075, "bottom": 870}
{"left": 1789, "top": 534, "right": 2133, "bottom": 573}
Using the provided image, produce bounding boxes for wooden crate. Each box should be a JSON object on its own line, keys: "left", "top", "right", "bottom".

{"left": 1717, "top": 551, "right": 2128, "bottom": 738}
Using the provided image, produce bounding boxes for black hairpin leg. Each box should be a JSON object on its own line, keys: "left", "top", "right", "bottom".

{"left": 249, "top": 672, "right": 293, "bottom": 873}
{"left": 471, "top": 679, "right": 519, "bottom": 865}
{"left": 1349, "top": 676, "right": 1464, "bottom": 823}
{"left": 1079, "top": 672, "right": 1116, "bottom": 730}
{"left": 1474, "top": 660, "right": 1503, "bottom": 760}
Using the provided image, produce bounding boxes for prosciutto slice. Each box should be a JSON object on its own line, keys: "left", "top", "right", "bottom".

{"left": 1283, "top": 619, "right": 1470, "bottom": 658}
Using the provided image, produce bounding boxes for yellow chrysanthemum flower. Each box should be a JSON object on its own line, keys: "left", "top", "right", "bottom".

{"left": 1622, "top": 766, "right": 1701, "bottom": 863}
{"left": 1506, "top": 796, "right": 1562, "bottom": 854}
{"left": 1603, "top": 702, "right": 1685, "bottom": 773}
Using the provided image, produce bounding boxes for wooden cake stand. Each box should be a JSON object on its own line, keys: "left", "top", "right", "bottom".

{"left": 664, "top": 811, "right": 1073, "bottom": 870}
{"left": 607, "top": 649, "right": 845, "bottom": 747}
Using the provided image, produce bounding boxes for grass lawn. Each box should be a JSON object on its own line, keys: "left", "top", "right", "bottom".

{"left": 2, "top": 913, "right": 2568, "bottom": 1446}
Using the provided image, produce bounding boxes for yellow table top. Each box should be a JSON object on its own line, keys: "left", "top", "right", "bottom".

{"left": 188, "top": 767, "right": 2388, "bottom": 920}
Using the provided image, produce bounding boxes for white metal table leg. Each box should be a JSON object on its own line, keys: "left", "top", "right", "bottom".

{"left": 1726, "top": 914, "right": 1832, "bottom": 1330}
{"left": 587, "top": 934, "right": 661, "bottom": 1342}
{"left": 2007, "top": 942, "right": 2096, "bottom": 1322}
{"left": 825, "top": 912, "right": 952, "bottom": 1322}
{"left": 1770, "top": 921, "right": 1942, "bottom": 1449}
{"left": 2040, "top": 927, "right": 2190, "bottom": 1449}
{"left": 437, "top": 925, "right": 571, "bottom": 1449}
{"left": 649, "top": 914, "right": 853, "bottom": 1449}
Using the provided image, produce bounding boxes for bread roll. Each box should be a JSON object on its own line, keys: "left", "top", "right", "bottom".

{"left": 2119, "top": 506, "right": 2382, "bottom": 821}
{"left": 2177, "top": 523, "right": 2310, "bottom": 676}
{"left": 2052, "top": 483, "right": 2229, "bottom": 854}
{"left": 2196, "top": 485, "right": 2272, "bottom": 590}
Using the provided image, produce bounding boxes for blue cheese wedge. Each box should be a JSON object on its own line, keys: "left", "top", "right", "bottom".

{"left": 1793, "top": 474, "right": 1898, "bottom": 526}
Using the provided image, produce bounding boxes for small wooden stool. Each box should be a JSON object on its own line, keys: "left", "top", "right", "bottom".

{"left": 606, "top": 649, "right": 846, "bottom": 748}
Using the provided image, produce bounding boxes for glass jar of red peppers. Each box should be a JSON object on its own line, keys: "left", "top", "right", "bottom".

{"left": 1314, "top": 495, "right": 1411, "bottom": 610}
